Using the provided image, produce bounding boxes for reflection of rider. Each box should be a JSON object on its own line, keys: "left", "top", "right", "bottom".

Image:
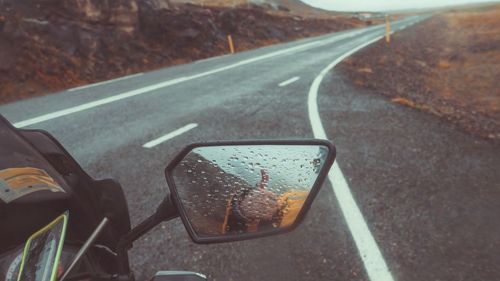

{"left": 221, "top": 169, "right": 308, "bottom": 234}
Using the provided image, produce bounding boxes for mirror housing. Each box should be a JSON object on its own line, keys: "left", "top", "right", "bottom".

{"left": 165, "top": 140, "right": 336, "bottom": 244}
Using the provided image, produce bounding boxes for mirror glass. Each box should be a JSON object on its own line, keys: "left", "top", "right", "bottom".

{"left": 171, "top": 144, "right": 329, "bottom": 238}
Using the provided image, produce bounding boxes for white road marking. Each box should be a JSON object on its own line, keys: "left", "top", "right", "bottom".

{"left": 143, "top": 123, "right": 198, "bottom": 148}
{"left": 68, "top": 73, "right": 144, "bottom": 92}
{"left": 278, "top": 76, "right": 300, "bottom": 87}
{"left": 194, "top": 54, "right": 229, "bottom": 63}
{"left": 308, "top": 34, "right": 395, "bottom": 281}
{"left": 14, "top": 76, "right": 189, "bottom": 128}
{"left": 13, "top": 27, "right": 371, "bottom": 128}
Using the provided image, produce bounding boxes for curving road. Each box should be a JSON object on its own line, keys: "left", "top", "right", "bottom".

{"left": 2, "top": 15, "right": 500, "bottom": 281}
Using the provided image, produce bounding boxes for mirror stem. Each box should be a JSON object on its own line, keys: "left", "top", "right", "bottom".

{"left": 60, "top": 218, "right": 110, "bottom": 281}
{"left": 116, "top": 194, "right": 179, "bottom": 274}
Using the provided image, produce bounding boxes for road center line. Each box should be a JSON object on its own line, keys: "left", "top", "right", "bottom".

{"left": 143, "top": 123, "right": 198, "bottom": 148}
{"left": 68, "top": 72, "right": 144, "bottom": 92}
{"left": 278, "top": 76, "right": 300, "bottom": 87}
{"left": 308, "top": 35, "right": 395, "bottom": 281}
{"left": 13, "top": 26, "right": 378, "bottom": 128}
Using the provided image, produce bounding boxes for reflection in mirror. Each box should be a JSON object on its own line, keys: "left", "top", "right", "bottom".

{"left": 171, "top": 145, "right": 328, "bottom": 238}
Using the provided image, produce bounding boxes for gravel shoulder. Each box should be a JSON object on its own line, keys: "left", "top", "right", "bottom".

{"left": 339, "top": 6, "right": 500, "bottom": 143}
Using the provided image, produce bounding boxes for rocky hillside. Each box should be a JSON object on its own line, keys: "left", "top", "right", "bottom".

{"left": 0, "top": 0, "right": 368, "bottom": 104}
{"left": 171, "top": 0, "right": 345, "bottom": 18}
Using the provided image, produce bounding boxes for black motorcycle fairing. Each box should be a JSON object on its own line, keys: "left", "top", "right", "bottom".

{"left": 19, "top": 129, "right": 132, "bottom": 246}
{"left": 0, "top": 116, "right": 71, "bottom": 249}
{"left": 0, "top": 115, "right": 132, "bottom": 274}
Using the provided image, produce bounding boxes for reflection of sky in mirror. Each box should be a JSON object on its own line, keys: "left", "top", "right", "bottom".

{"left": 192, "top": 145, "right": 327, "bottom": 193}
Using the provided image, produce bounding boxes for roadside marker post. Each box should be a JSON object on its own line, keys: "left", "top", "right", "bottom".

{"left": 227, "top": 35, "right": 235, "bottom": 54}
{"left": 385, "top": 15, "right": 391, "bottom": 44}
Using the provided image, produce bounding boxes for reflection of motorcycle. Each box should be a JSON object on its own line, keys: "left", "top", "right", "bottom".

{"left": 0, "top": 114, "right": 336, "bottom": 281}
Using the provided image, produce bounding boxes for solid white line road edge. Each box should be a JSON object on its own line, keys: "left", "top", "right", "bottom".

{"left": 12, "top": 26, "right": 377, "bottom": 128}
{"left": 308, "top": 34, "right": 395, "bottom": 281}
{"left": 143, "top": 123, "right": 198, "bottom": 148}
{"left": 68, "top": 72, "right": 144, "bottom": 92}
{"left": 194, "top": 54, "right": 230, "bottom": 64}
{"left": 13, "top": 76, "right": 190, "bottom": 128}
{"left": 278, "top": 76, "right": 300, "bottom": 87}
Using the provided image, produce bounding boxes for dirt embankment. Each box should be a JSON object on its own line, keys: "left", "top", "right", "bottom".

{"left": 340, "top": 7, "right": 500, "bottom": 142}
{"left": 0, "top": 0, "right": 368, "bottom": 104}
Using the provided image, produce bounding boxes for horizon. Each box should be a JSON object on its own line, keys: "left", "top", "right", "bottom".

{"left": 299, "top": 0, "right": 500, "bottom": 11}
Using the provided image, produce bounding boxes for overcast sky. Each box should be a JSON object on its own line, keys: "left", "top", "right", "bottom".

{"left": 300, "top": 0, "right": 497, "bottom": 11}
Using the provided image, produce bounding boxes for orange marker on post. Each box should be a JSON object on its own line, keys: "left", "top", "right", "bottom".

{"left": 227, "top": 35, "right": 235, "bottom": 54}
{"left": 385, "top": 15, "right": 391, "bottom": 44}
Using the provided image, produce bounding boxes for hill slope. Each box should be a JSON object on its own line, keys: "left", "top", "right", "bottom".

{"left": 0, "top": 0, "right": 369, "bottom": 104}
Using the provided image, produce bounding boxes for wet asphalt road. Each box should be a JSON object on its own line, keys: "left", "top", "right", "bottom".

{"left": 2, "top": 15, "right": 499, "bottom": 281}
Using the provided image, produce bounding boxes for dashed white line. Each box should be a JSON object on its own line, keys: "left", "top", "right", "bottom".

{"left": 143, "top": 123, "right": 198, "bottom": 148}
{"left": 278, "top": 76, "right": 300, "bottom": 87}
{"left": 68, "top": 72, "right": 144, "bottom": 92}
{"left": 308, "top": 34, "right": 395, "bottom": 281}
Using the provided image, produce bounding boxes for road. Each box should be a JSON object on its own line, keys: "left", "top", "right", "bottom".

{"left": 2, "top": 15, "right": 500, "bottom": 281}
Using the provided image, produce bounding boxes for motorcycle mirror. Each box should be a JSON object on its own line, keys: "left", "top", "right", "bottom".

{"left": 165, "top": 140, "right": 336, "bottom": 244}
